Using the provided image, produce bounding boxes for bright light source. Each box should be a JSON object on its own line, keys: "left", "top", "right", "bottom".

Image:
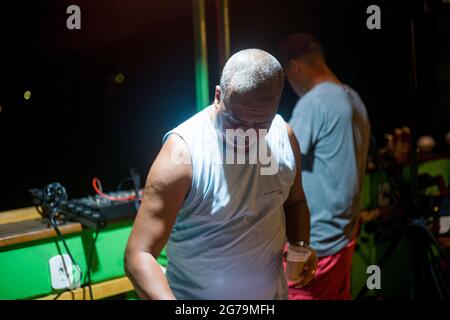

{"left": 114, "top": 73, "right": 125, "bottom": 84}
{"left": 24, "top": 90, "right": 31, "bottom": 100}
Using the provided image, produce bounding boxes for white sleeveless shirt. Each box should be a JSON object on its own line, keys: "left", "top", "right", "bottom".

{"left": 163, "top": 106, "right": 296, "bottom": 299}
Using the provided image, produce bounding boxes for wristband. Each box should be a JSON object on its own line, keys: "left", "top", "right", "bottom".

{"left": 287, "top": 243, "right": 312, "bottom": 263}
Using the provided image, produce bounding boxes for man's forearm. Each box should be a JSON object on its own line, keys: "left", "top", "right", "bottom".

{"left": 284, "top": 199, "right": 310, "bottom": 245}
{"left": 125, "top": 250, "right": 176, "bottom": 300}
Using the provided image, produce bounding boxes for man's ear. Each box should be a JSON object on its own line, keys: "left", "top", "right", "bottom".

{"left": 288, "top": 59, "right": 300, "bottom": 73}
{"left": 214, "top": 85, "right": 221, "bottom": 106}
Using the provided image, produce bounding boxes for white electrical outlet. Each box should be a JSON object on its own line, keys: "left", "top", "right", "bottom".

{"left": 49, "top": 254, "right": 79, "bottom": 290}
{"left": 440, "top": 216, "right": 450, "bottom": 235}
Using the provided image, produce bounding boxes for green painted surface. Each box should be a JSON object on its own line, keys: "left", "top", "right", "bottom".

{"left": 0, "top": 220, "right": 167, "bottom": 300}
{"left": 362, "top": 158, "right": 450, "bottom": 210}
{"left": 403, "top": 158, "right": 450, "bottom": 195}
{"left": 352, "top": 159, "right": 450, "bottom": 299}
{"left": 360, "top": 171, "right": 393, "bottom": 210}
{"left": 352, "top": 170, "right": 414, "bottom": 298}
{"left": 351, "top": 218, "right": 413, "bottom": 299}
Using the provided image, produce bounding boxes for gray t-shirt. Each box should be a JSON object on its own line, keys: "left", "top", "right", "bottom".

{"left": 289, "top": 82, "right": 370, "bottom": 257}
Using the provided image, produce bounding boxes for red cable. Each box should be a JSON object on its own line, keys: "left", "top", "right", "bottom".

{"left": 92, "top": 177, "right": 141, "bottom": 201}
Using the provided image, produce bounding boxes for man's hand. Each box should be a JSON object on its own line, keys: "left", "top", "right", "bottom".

{"left": 294, "top": 249, "right": 318, "bottom": 289}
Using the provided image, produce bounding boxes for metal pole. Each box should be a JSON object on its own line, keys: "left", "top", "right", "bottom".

{"left": 193, "top": 0, "right": 210, "bottom": 111}
{"left": 216, "top": 0, "right": 231, "bottom": 71}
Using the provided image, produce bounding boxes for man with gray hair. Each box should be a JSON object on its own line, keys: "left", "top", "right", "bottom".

{"left": 125, "top": 49, "right": 316, "bottom": 299}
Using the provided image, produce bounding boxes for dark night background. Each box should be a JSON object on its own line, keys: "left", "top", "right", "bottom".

{"left": 0, "top": 0, "right": 449, "bottom": 211}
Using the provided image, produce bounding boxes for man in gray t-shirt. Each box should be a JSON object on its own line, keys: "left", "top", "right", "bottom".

{"left": 278, "top": 33, "right": 370, "bottom": 299}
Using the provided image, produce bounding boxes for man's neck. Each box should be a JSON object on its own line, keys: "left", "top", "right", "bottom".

{"left": 305, "top": 68, "right": 342, "bottom": 93}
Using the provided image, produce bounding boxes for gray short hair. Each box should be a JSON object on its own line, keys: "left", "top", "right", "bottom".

{"left": 220, "top": 49, "right": 284, "bottom": 105}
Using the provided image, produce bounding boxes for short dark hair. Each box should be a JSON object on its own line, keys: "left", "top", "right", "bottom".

{"left": 277, "top": 33, "right": 324, "bottom": 65}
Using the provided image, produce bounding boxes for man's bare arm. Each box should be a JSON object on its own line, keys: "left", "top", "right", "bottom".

{"left": 125, "top": 134, "right": 192, "bottom": 300}
{"left": 284, "top": 123, "right": 310, "bottom": 244}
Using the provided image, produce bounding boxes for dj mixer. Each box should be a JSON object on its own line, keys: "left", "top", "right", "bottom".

{"left": 29, "top": 182, "right": 142, "bottom": 229}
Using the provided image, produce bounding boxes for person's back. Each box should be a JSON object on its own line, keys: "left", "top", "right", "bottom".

{"left": 289, "top": 82, "right": 370, "bottom": 256}
{"left": 279, "top": 32, "right": 370, "bottom": 299}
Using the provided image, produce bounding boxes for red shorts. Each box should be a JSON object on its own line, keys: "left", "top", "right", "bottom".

{"left": 283, "top": 240, "right": 356, "bottom": 300}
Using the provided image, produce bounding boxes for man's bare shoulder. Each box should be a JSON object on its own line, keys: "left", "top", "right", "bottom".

{"left": 162, "top": 133, "right": 191, "bottom": 161}
{"left": 146, "top": 134, "right": 192, "bottom": 192}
